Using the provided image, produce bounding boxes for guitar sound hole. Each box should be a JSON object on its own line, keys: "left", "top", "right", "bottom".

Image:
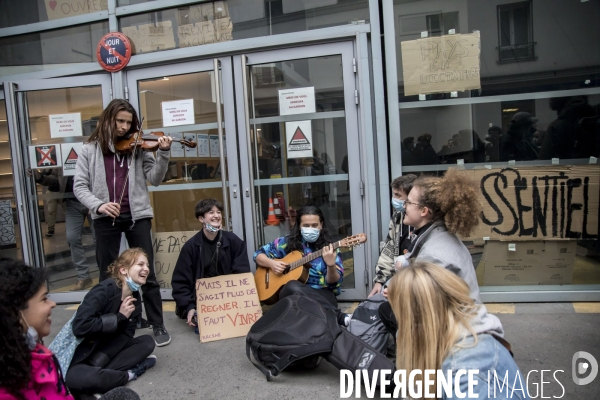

{"left": 283, "top": 266, "right": 291, "bottom": 275}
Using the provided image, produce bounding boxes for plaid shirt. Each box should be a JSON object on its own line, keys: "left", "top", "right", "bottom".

{"left": 253, "top": 236, "right": 344, "bottom": 295}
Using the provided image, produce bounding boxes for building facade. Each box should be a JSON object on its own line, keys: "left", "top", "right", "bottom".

{"left": 0, "top": 0, "right": 598, "bottom": 303}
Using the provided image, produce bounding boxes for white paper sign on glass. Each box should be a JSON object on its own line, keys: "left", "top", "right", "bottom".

{"left": 169, "top": 133, "right": 185, "bottom": 158}
{"left": 209, "top": 135, "right": 227, "bottom": 158}
{"left": 162, "top": 99, "right": 195, "bottom": 127}
{"left": 49, "top": 113, "right": 82, "bottom": 138}
{"left": 285, "top": 120, "right": 313, "bottom": 159}
{"left": 197, "top": 134, "right": 210, "bottom": 157}
{"left": 278, "top": 87, "right": 316, "bottom": 116}
{"left": 28, "top": 144, "right": 63, "bottom": 169}
{"left": 60, "top": 142, "right": 83, "bottom": 176}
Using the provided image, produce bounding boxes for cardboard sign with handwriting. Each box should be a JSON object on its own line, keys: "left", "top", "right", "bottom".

{"left": 464, "top": 165, "right": 599, "bottom": 241}
{"left": 401, "top": 32, "right": 481, "bottom": 96}
{"left": 152, "top": 231, "right": 196, "bottom": 289}
{"left": 196, "top": 273, "right": 262, "bottom": 343}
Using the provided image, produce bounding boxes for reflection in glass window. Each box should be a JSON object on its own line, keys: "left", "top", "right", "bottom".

{"left": 497, "top": 1, "right": 535, "bottom": 63}
{"left": 119, "top": 0, "right": 369, "bottom": 55}
{"left": 0, "top": 22, "right": 108, "bottom": 74}
{"left": 0, "top": 0, "right": 108, "bottom": 28}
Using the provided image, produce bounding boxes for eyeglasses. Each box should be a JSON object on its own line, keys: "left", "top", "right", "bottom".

{"left": 404, "top": 200, "right": 423, "bottom": 208}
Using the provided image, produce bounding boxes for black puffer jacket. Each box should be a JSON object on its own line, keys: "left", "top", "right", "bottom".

{"left": 71, "top": 278, "right": 142, "bottom": 366}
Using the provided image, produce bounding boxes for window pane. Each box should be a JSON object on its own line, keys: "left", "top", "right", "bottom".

{"left": 0, "top": 0, "right": 108, "bottom": 28}
{"left": 119, "top": 0, "right": 369, "bottom": 56}
{"left": 0, "top": 22, "right": 108, "bottom": 76}
{"left": 513, "top": 5, "right": 529, "bottom": 44}
{"left": 393, "top": 0, "right": 599, "bottom": 100}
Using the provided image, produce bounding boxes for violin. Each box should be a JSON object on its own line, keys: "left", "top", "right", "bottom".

{"left": 115, "top": 131, "right": 197, "bottom": 154}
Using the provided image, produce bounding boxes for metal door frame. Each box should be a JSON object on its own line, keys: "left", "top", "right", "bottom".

{"left": 4, "top": 74, "right": 112, "bottom": 303}
{"left": 125, "top": 59, "right": 244, "bottom": 238}
{"left": 233, "top": 41, "right": 367, "bottom": 300}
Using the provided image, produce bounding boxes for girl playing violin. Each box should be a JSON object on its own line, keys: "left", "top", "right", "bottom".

{"left": 74, "top": 99, "right": 173, "bottom": 347}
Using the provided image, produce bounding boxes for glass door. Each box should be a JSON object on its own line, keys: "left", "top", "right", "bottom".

{"left": 126, "top": 58, "right": 243, "bottom": 293}
{"left": 10, "top": 75, "right": 112, "bottom": 302}
{"left": 0, "top": 90, "right": 23, "bottom": 262}
{"left": 234, "top": 42, "right": 367, "bottom": 300}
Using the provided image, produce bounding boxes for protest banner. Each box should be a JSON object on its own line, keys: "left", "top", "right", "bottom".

{"left": 196, "top": 272, "right": 262, "bottom": 343}
{"left": 464, "top": 165, "right": 599, "bottom": 241}
{"left": 401, "top": 32, "right": 481, "bottom": 96}
{"left": 152, "top": 231, "right": 196, "bottom": 289}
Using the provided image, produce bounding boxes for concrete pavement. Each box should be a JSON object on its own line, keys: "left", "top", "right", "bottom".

{"left": 47, "top": 302, "right": 600, "bottom": 399}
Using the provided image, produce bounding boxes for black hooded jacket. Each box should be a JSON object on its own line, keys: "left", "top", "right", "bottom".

{"left": 171, "top": 230, "right": 251, "bottom": 316}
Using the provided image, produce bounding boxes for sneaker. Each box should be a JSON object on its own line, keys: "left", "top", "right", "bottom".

{"left": 45, "top": 230, "right": 55, "bottom": 237}
{"left": 136, "top": 317, "right": 150, "bottom": 329}
{"left": 70, "top": 278, "right": 93, "bottom": 291}
{"left": 153, "top": 324, "right": 171, "bottom": 347}
{"left": 129, "top": 355, "right": 157, "bottom": 380}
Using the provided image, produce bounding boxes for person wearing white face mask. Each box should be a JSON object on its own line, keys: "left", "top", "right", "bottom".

{"left": 254, "top": 205, "right": 346, "bottom": 324}
{"left": 0, "top": 259, "right": 141, "bottom": 400}
{"left": 172, "top": 198, "right": 251, "bottom": 331}
{"left": 65, "top": 248, "right": 157, "bottom": 396}
{"left": 368, "top": 174, "right": 417, "bottom": 297}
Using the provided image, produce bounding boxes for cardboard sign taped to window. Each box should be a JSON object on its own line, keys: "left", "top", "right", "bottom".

{"left": 196, "top": 272, "right": 262, "bottom": 343}
{"left": 463, "top": 165, "right": 599, "bottom": 241}
{"left": 401, "top": 32, "right": 481, "bottom": 96}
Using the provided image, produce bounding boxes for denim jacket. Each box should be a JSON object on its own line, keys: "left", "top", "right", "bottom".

{"left": 442, "top": 334, "right": 529, "bottom": 400}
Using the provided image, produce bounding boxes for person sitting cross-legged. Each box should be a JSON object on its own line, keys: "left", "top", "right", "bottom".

{"left": 171, "top": 198, "right": 251, "bottom": 331}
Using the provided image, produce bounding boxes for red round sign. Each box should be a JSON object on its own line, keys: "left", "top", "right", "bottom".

{"left": 96, "top": 32, "right": 132, "bottom": 72}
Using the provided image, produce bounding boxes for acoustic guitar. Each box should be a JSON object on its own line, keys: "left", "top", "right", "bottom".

{"left": 254, "top": 233, "right": 367, "bottom": 304}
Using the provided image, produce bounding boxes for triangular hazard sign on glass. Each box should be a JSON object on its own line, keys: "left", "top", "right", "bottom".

{"left": 65, "top": 148, "right": 78, "bottom": 164}
{"left": 289, "top": 127, "right": 310, "bottom": 146}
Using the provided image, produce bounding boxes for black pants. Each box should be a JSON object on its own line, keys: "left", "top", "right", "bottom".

{"left": 278, "top": 281, "right": 347, "bottom": 325}
{"left": 378, "top": 301, "right": 398, "bottom": 336}
{"left": 66, "top": 334, "right": 154, "bottom": 394}
{"left": 94, "top": 214, "right": 163, "bottom": 326}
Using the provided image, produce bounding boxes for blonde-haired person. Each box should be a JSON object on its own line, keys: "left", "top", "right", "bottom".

{"left": 388, "top": 262, "right": 528, "bottom": 399}
{"left": 379, "top": 169, "right": 503, "bottom": 337}
{"left": 65, "top": 248, "right": 157, "bottom": 396}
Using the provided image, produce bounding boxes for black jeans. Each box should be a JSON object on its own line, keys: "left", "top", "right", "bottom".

{"left": 66, "top": 334, "right": 154, "bottom": 394}
{"left": 93, "top": 214, "right": 163, "bottom": 326}
{"left": 378, "top": 301, "right": 398, "bottom": 336}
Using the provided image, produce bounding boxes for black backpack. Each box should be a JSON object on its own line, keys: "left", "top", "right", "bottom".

{"left": 245, "top": 294, "right": 395, "bottom": 381}
{"left": 346, "top": 293, "right": 391, "bottom": 354}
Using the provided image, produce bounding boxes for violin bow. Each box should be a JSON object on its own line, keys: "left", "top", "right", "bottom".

{"left": 113, "top": 117, "right": 144, "bottom": 226}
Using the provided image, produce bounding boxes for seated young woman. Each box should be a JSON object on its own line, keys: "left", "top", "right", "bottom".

{"left": 65, "top": 248, "right": 157, "bottom": 396}
{"left": 379, "top": 169, "right": 503, "bottom": 338}
{"left": 388, "top": 261, "right": 529, "bottom": 400}
{"left": 253, "top": 205, "right": 347, "bottom": 324}
{"left": 0, "top": 259, "right": 139, "bottom": 400}
{"left": 171, "top": 198, "right": 251, "bottom": 331}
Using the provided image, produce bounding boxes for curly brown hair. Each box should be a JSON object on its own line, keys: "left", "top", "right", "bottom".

{"left": 413, "top": 169, "right": 481, "bottom": 237}
{"left": 107, "top": 248, "right": 148, "bottom": 287}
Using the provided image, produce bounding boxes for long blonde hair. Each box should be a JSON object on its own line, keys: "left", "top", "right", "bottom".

{"left": 387, "top": 261, "right": 480, "bottom": 397}
{"left": 107, "top": 248, "right": 148, "bottom": 287}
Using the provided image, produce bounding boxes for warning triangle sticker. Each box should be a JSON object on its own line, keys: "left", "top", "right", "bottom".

{"left": 65, "top": 148, "right": 78, "bottom": 164}
{"left": 289, "top": 127, "right": 310, "bottom": 146}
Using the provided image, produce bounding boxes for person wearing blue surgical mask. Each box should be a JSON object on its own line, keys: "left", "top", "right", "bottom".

{"left": 369, "top": 174, "right": 417, "bottom": 298}
{"left": 66, "top": 248, "right": 157, "bottom": 396}
{"left": 254, "top": 205, "right": 347, "bottom": 325}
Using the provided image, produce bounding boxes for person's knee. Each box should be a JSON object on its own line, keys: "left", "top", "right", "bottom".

{"left": 280, "top": 281, "right": 304, "bottom": 296}
{"left": 66, "top": 365, "right": 100, "bottom": 393}
{"left": 138, "top": 334, "right": 156, "bottom": 356}
{"left": 66, "top": 230, "right": 81, "bottom": 244}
